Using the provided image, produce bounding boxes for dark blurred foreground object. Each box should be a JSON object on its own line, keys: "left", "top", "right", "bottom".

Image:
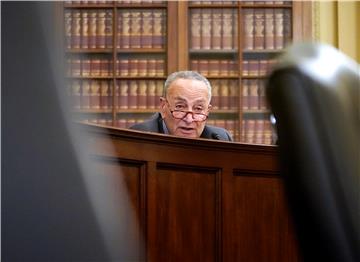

{"left": 267, "top": 42, "right": 360, "bottom": 262}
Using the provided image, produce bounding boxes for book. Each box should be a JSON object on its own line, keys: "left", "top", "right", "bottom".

{"left": 119, "top": 80, "right": 129, "bottom": 109}
{"left": 190, "top": 9, "right": 201, "bottom": 49}
{"left": 190, "top": 60, "right": 199, "bottom": 72}
{"left": 241, "top": 79, "right": 249, "bottom": 110}
{"left": 248, "top": 79, "right": 259, "bottom": 110}
{"left": 153, "top": 10, "right": 164, "bottom": 48}
{"left": 90, "top": 80, "right": 100, "bottom": 109}
{"left": 100, "top": 58, "right": 110, "bottom": 77}
{"left": 221, "top": 9, "right": 233, "bottom": 50}
{"left": 243, "top": 8, "right": 254, "bottom": 50}
{"left": 120, "top": 11, "right": 130, "bottom": 48}
{"left": 119, "top": 59, "right": 129, "bottom": 76}
{"left": 199, "top": 60, "right": 208, "bottom": 76}
{"left": 138, "top": 59, "right": 148, "bottom": 76}
{"left": 81, "top": 11, "right": 89, "bottom": 49}
{"left": 130, "top": 11, "right": 141, "bottom": 48}
{"left": 82, "top": 58, "right": 91, "bottom": 76}
{"left": 220, "top": 79, "right": 229, "bottom": 110}
{"left": 258, "top": 79, "right": 267, "bottom": 109}
{"left": 138, "top": 80, "right": 147, "bottom": 109}
{"left": 263, "top": 120, "right": 273, "bottom": 144}
{"left": 211, "top": 10, "right": 222, "bottom": 49}
{"left": 259, "top": 59, "right": 267, "bottom": 76}
{"left": 233, "top": 9, "right": 238, "bottom": 49}
{"left": 155, "top": 80, "right": 163, "bottom": 101}
{"left": 129, "top": 59, "right": 138, "bottom": 76}
{"left": 88, "top": 10, "right": 97, "bottom": 49}
{"left": 229, "top": 60, "right": 237, "bottom": 76}
{"left": 72, "top": 58, "right": 81, "bottom": 76}
{"left": 254, "top": 120, "right": 264, "bottom": 144}
{"left": 229, "top": 79, "right": 238, "bottom": 109}
{"left": 81, "top": 80, "right": 91, "bottom": 109}
{"left": 210, "top": 80, "right": 220, "bottom": 109}
{"left": 264, "top": 9, "right": 274, "bottom": 50}
{"left": 147, "top": 80, "right": 156, "bottom": 109}
{"left": 100, "top": 80, "right": 109, "bottom": 109}
{"left": 156, "top": 59, "right": 165, "bottom": 76}
{"left": 245, "top": 119, "right": 255, "bottom": 143}
{"left": 91, "top": 58, "right": 101, "bottom": 76}
{"left": 71, "top": 10, "right": 81, "bottom": 49}
{"left": 254, "top": 9, "right": 265, "bottom": 50}
{"left": 283, "top": 9, "right": 291, "bottom": 47}
{"left": 274, "top": 8, "right": 284, "bottom": 49}
{"left": 148, "top": 59, "right": 157, "bottom": 76}
{"left": 249, "top": 59, "right": 259, "bottom": 76}
{"left": 242, "top": 60, "right": 249, "bottom": 76}
{"left": 105, "top": 10, "right": 113, "bottom": 48}
{"left": 129, "top": 81, "right": 138, "bottom": 109}
{"left": 208, "top": 60, "right": 219, "bottom": 77}
{"left": 141, "top": 10, "right": 153, "bottom": 48}
{"left": 201, "top": 9, "right": 211, "bottom": 49}
{"left": 219, "top": 60, "right": 228, "bottom": 76}
{"left": 64, "top": 10, "right": 72, "bottom": 49}
{"left": 72, "top": 80, "right": 81, "bottom": 109}
{"left": 97, "top": 10, "right": 106, "bottom": 48}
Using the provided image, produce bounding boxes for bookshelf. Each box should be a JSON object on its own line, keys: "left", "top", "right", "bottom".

{"left": 62, "top": 0, "right": 312, "bottom": 144}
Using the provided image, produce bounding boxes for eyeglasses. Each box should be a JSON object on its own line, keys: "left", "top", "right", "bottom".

{"left": 169, "top": 110, "right": 208, "bottom": 122}
{"left": 165, "top": 100, "right": 208, "bottom": 122}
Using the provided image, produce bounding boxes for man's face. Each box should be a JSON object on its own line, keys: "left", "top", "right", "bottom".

{"left": 160, "top": 78, "right": 211, "bottom": 138}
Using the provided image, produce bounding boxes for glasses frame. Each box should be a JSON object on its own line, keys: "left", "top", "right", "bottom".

{"left": 165, "top": 100, "right": 209, "bottom": 122}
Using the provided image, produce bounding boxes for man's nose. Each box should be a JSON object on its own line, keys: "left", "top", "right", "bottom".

{"left": 182, "top": 112, "right": 195, "bottom": 123}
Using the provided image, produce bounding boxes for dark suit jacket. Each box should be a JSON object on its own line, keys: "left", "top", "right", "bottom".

{"left": 130, "top": 113, "right": 233, "bottom": 141}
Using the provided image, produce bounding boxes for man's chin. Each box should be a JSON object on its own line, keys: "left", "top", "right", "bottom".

{"left": 175, "top": 130, "right": 198, "bottom": 138}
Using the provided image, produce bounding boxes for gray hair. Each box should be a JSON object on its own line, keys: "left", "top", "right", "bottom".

{"left": 163, "top": 71, "right": 212, "bottom": 98}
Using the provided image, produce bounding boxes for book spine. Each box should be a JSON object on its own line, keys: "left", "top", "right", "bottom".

{"left": 229, "top": 79, "right": 238, "bottom": 110}
{"left": 105, "top": 10, "right": 113, "bottom": 48}
{"left": 155, "top": 80, "right": 163, "bottom": 101}
{"left": 141, "top": 10, "right": 153, "bottom": 48}
{"left": 201, "top": 9, "right": 212, "bottom": 50}
{"left": 81, "top": 10, "right": 89, "bottom": 49}
{"left": 156, "top": 59, "right": 165, "bottom": 76}
{"left": 211, "top": 80, "right": 220, "bottom": 110}
{"left": 130, "top": 11, "right": 141, "bottom": 48}
{"left": 274, "top": 9, "right": 284, "bottom": 49}
{"left": 233, "top": 9, "right": 238, "bottom": 49}
{"left": 100, "top": 80, "right": 109, "bottom": 109}
{"left": 254, "top": 119, "right": 264, "bottom": 144}
{"left": 209, "top": 60, "right": 219, "bottom": 77}
{"left": 82, "top": 58, "right": 91, "bottom": 76}
{"left": 211, "top": 10, "right": 222, "bottom": 50}
{"left": 190, "top": 60, "right": 199, "bottom": 72}
{"left": 72, "top": 80, "right": 81, "bottom": 109}
{"left": 242, "top": 60, "right": 249, "bottom": 76}
{"left": 198, "top": 60, "right": 208, "bottom": 76}
{"left": 265, "top": 9, "right": 274, "bottom": 50}
{"left": 100, "top": 58, "right": 109, "bottom": 77}
{"left": 91, "top": 59, "right": 101, "bottom": 77}
{"left": 71, "top": 10, "right": 81, "bottom": 49}
{"left": 72, "top": 58, "right": 81, "bottom": 76}
{"left": 119, "top": 59, "right": 129, "bottom": 76}
{"left": 258, "top": 79, "right": 267, "bottom": 109}
{"left": 138, "top": 59, "right": 147, "bottom": 76}
{"left": 245, "top": 119, "right": 255, "bottom": 143}
{"left": 121, "top": 11, "right": 130, "bottom": 48}
{"left": 283, "top": 9, "right": 292, "bottom": 47}
{"left": 138, "top": 80, "right": 147, "bottom": 109}
{"left": 119, "top": 80, "right": 129, "bottom": 109}
{"left": 263, "top": 120, "right": 273, "bottom": 145}
{"left": 129, "top": 80, "right": 138, "bottom": 109}
{"left": 147, "top": 80, "right": 156, "bottom": 109}
{"left": 152, "top": 10, "right": 163, "bottom": 48}
{"left": 81, "top": 80, "right": 90, "bottom": 109}
{"left": 190, "top": 9, "right": 201, "bottom": 50}
{"left": 220, "top": 79, "right": 229, "bottom": 110}
{"left": 248, "top": 79, "right": 259, "bottom": 110}
{"left": 148, "top": 59, "right": 157, "bottom": 76}
{"left": 97, "top": 10, "right": 106, "bottom": 48}
{"left": 129, "top": 59, "right": 138, "bottom": 76}
{"left": 243, "top": 8, "right": 254, "bottom": 50}
{"left": 221, "top": 9, "right": 233, "bottom": 50}
{"left": 65, "top": 10, "right": 72, "bottom": 49}
{"left": 90, "top": 80, "right": 100, "bottom": 109}
{"left": 249, "top": 59, "right": 259, "bottom": 76}
{"left": 88, "top": 10, "right": 97, "bottom": 49}
{"left": 219, "top": 60, "right": 228, "bottom": 76}
{"left": 254, "top": 9, "right": 265, "bottom": 50}
{"left": 242, "top": 79, "right": 249, "bottom": 110}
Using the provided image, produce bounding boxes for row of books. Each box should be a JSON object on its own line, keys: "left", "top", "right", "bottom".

{"left": 65, "top": 9, "right": 167, "bottom": 50}
{"left": 191, "top": 1, "right": 290, "bottom": 5}
{"left": 190, "top": 9, "right": 238, "bottom": 50}
{"left": 67, "top": 58, "right": 165, "bottom": 77}
{"left": 117, "top": 9, "right": 166, "bottom": 49}
{"left": 65, "top": 1, "right": 165, "bottom": 5}
{"left": 241, "top": 79, "right": 267, "bottom": 110}
{"left": 68, "top": 78, "right": 268, "bottom": 112}
{"left": 65, "top": 9, "right": 113, "bottom": 49}
{"left": 243, "top": 8, "right": 291, "bottom": 50}
{"left": 240, "top": 119, "right": 274, "bottom": 145}
{"left": 242, "top": 59, "right": 277, "bottom": 77}
{"left": 69, "top": 79, "right": 164, "bottom": 110}
{"left": 191, "top": 59, "right": 238, "bottom": 77}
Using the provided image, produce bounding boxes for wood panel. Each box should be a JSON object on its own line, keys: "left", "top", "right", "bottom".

{"left": 80, "top": 123, "right": 300, "bottom": 261}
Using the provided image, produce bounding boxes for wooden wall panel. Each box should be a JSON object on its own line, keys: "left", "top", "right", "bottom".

{"left": 147, "top": 164, "right": 220, "bottom": 262}
{"left": 222, "top": 171, "right": 299, "bottom": 262}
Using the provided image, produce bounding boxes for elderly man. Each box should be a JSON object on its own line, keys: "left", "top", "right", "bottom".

{"left": 130, "top": 71, "right": 232, "bottom": 141}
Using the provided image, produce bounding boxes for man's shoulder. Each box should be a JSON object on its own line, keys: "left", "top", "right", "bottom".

{"left": 203, "top": 125, "right": 233, "bottom": 141}
{"left": 129, "top": 113, "right": 161, "bottom": 132}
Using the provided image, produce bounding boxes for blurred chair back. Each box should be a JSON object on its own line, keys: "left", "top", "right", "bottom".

{"left": 266, "top": 43, "right": 360, "bottom": 262}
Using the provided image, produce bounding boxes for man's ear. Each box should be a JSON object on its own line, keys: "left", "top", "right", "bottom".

{"left": 207, "top": 104, "right": 212, "bottom": 112}
{"left": 159, "top": 97, "right": 166, "bottom": 118}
